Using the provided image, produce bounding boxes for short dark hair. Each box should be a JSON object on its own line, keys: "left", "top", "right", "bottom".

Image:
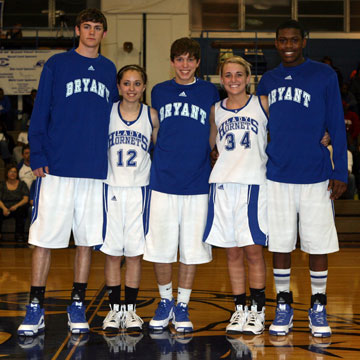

{"left": 4, "top": 164, "right": 18, "bottom": 181}
{"left": 170, "top": 37, "right": 201, "bottom": 61}
{"left": 75, "top": 8, "right": 107, "bottom": 32}
{"left": 276, "top": 19, "right": 305, "bottom": 39}
{"left": 117, "top": 65, "right": 147, "bottom": 85}
{"left": 22, "top": 144, "right": 30, "bottom": 155}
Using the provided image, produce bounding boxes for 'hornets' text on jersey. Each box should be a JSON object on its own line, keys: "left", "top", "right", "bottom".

{"left": 108, "top": 130, "right": 149, "bottom": 151}
{"left": 106, "top": 102, "right": 153, "bottom": 187}
{"left": 210, "top": 96, "right": 268, "bottom": 185}
{"left": 218, "top": 116, "right": 259, "bottom": 141}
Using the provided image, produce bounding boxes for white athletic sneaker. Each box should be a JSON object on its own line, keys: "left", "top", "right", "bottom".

{"left": 103, "top": 304, "right": 123, "bottom": 332}
{"left": 242, "top": 305, "right": 265, "bottom": 335}
{"left": 226, "top": 305, "right": 248, "bottom": 334}
{"left": 122, "top": 304, "right": 144, "bottom": 331}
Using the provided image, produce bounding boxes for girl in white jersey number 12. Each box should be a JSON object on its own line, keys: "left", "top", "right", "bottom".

{"left": 100, "top": 65, "right": 159, "bottom": 332}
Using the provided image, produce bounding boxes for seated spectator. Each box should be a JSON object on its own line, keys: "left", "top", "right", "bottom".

{"left": 343, "top": 101, "right": 360, "bottom": 153}
{"left": 0, "top": 121, "right": 15, "bottom": 165}
{"left": 344, "top": 150, "right": 356, "bottom": 199}
{"left": 350, "top": 62, "right": 360, "bottom": 80}
{"left": 328, "top": 145, "right": 356, "bottom": 199}
{"left": 18, "top": 145, "right": 36, "bottom": 190}
{"left": 0, "top": 88, "right": 11, "bottom": 128}
{"left": 341, "top": 83, "right": 358, "bottom": 114}
{"left": 321, "top": 56, "right": 343, "bottom": 87}
{"left": 6, "top": 23, "right": 23, "bottom": 39}
{"left": 29, "top": 180, "right": 36, "bottom": 207}
{"left": 350, "top": 67, "right": 360, "bottom": 114}
{"left": 13, "top": 121, "right": 29, "bottom": 163}
{"left": 0, "top": 164, "right": 29, "bottom": 241}
{"left": 23, "top": 89, "right": 37, "bottom": 121}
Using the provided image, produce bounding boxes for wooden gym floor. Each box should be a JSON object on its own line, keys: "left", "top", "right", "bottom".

{"left": 0, "top": 242, "right": 359, "bottom": 359}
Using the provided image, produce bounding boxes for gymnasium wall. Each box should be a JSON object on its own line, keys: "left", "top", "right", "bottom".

{"left": 99, "top": 0, "right": 360, "bottom": 101}
{"left": 101, "top": 0, "right": 190, "bottom": 104}
{"left": 196, "top": 37, "right": 360, "bottom": 84}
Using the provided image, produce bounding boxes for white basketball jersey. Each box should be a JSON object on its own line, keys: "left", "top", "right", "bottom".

{"left": 209, "top": 95, "right": 268, "bottom": 185}
{"left": 106, "top": 101, "right": 153, "bottom": 187}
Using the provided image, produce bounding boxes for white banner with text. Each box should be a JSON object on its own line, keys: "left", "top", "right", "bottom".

{"left": 0, "top": 49, "right": 65, "bottom": 95}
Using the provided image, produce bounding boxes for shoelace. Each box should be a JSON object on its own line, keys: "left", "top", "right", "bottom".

{"left": 24, "top": 304, "right": 41, "bottom": 322}
{"left": 312, "top": 306, "right": 326, "bottom": 325}
{"left": 155, "top": 300, "right": 171, "bottom": 316}
{"left": 274, "top": 305, "right": 290, "bottom": 324}
{"left": 230, "top": 310, "right": 245, "bottom": 324}
{"left": 69, "top": 302, "right": 86, "bottom": 322}
{"left": 175, "top": 304, "right": 189, "bottom": 321}
{"left": 246, "top": 310, "right": 258, "bottom": 326}
{"left": 105, "top": 310, "right": 121, "bottom": 323}
{"left": 126, "top": 311, "right": 144, "bottom": 325}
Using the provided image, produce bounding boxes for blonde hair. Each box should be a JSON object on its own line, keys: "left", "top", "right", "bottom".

{"left": 220, "top": 56, "right": 252, "bottom": 78}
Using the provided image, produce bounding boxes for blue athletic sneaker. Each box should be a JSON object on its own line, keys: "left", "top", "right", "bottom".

{"left": 172, "top": 302, "right": 193, "bottom": 333}
{"left": 308, "top": 304, "right": 331, "bottom": 337}
{"left": 67, "top": 301, "right": 90, "bottom": 334}
{"left": 269, "top": 304, "right": 293, "bottom": 336}
{"left": 17, "top": 303, "right": 45, "bottom": 336}
{"left": 149, "top": 298, "right": 175, "bottom": 331}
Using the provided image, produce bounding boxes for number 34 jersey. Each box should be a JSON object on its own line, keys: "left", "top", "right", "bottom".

{"left": 210, "top": 95, "right": 268, "bottom": 185}
{"left": 105, "top": 101, "right": 153, "bottom": 187}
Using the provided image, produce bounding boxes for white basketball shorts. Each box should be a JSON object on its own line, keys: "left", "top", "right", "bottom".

{"left": 143, "top": 190, "right": 212, "bottom": 265}
{"left": 203, "top": 183, "right": 268, "bottom": 248}
{"left": 100, "top": 185, "right": 148, "bottom": 257}
{"left": 29, "top": 174, "right": 104, "bottom": 248}
{"left": 267, "top": 180, "right": 339, "bottom": 254}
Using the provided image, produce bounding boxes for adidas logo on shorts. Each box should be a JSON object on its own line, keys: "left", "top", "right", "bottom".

{"left": 111, "top": 196, "right": 117, "bottom": 201}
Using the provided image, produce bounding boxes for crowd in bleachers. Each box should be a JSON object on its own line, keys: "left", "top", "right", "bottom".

{"left": 318, "top": 57, "right": 360, "bottom": 199}
{"left": 339, "top": 62, "right": 360, "bottom": 199}
{"left": 0, "top": 88, "right": 36, "bottom": 241}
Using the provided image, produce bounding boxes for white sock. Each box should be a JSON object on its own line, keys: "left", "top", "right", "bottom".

{"left": 273, "top": 268, "right": 291, "bottom": 293}
{"left": 158, "top": 282, "right": 173, "bottom": 301}
{"left": 310, "top": 270, "right": 328, "bottom": 295}
{"left": 177, "top": 287, "right": 192, "bottom": 305}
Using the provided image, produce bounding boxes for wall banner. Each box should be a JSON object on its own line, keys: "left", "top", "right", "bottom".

{"left": 0, "top": 49, "right": 65, "bottom": 95}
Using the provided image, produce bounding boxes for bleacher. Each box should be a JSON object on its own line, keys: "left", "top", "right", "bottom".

{"left": 0, "top": 130, "right": 21, "bottom": 179}
{"left": 334, "top": 200, "right": 360, "bottom": 246}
